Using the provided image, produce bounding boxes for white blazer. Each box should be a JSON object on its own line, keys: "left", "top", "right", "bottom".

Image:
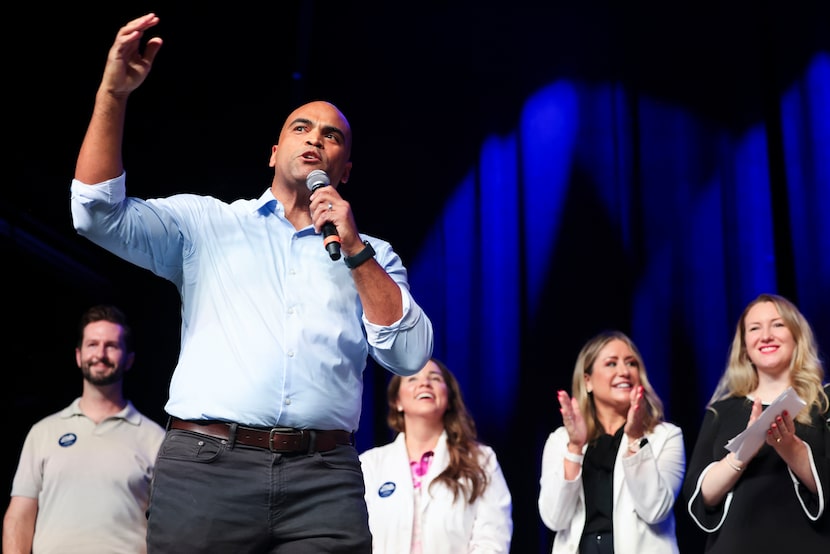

{"left": 360, "top": 431, "right": 513, "bottom": 553}
{"left": 538, "top": 422, "right": 685, "bottom": 554}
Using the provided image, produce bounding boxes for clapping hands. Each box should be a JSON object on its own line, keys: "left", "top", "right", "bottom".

{"left": 558, "top": 390, "right": 587, "bottom": 449}
{"left": 624, "top": 385, "right": 646, "bottom": 440}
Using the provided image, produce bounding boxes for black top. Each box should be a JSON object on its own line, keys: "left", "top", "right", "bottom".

{"left": 582, "top": 426, "right": 625, "bottom": 535}
{"left": 682, "top": 388, "right": 830, "bottom": 552}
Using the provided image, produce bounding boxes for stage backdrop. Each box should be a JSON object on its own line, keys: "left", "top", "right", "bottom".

{"left": 361, "top": 42, "right": 830, "bottom": 554}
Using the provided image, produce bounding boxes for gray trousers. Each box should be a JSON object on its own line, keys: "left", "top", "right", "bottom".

{"left": 146, "top": 427, "right": 371, "bottom": 553}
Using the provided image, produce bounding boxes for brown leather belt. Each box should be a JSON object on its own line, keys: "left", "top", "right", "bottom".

{"left": 168, "top": 417, "right": 353, "bottom": 454}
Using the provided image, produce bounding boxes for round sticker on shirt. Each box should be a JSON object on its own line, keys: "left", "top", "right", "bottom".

{"left": 378, "top": 481, "right": 396, "bottom": 498}
{"left": 59, "top": 433, "right": 78, "bottom": 447}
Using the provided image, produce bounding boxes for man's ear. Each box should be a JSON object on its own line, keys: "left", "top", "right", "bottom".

{"left": 339, "top": 161, "right": 353, "bottom": 185}
{"left": 124, "top": 351, "right": 136, "bottom": 372}
{"left": 269, "top": 144, "right": 279, "bottom": 168}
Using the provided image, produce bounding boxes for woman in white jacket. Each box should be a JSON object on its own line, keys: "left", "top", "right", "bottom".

{"left": 538, "top": 330, "right": 686, "bottom": 554}
{"left": 360, "top": 358, "right": 513, "bottom": 553}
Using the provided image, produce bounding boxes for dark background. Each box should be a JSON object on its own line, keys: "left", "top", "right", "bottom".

{"left": 4, "top": 2, "right": 829, "bottom": 552}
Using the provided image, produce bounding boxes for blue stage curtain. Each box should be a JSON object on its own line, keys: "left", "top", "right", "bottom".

{"left": 400, "top": 52, "right": 829, "bottom": 553}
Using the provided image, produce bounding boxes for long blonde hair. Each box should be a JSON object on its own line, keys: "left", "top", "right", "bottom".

{"left": 571, "top": 330, "right": 666, "bottom": 443}
{"left": 707, "top": 293, "right": 828, "bottom": 424}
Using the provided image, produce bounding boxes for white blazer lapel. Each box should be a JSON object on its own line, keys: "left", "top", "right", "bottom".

{"left": 418, "top": 430, "right": 450, "bottom": 511}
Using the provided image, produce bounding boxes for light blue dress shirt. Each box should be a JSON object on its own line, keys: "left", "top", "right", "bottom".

{"left": 70, "top": 173, "right": 433, "bottom": 431}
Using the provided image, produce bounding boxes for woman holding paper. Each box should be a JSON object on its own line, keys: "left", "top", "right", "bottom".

{"left": 683, "top": 293, "right": 830, "bottom": 552}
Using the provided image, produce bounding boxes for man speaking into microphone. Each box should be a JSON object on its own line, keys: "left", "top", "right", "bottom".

{"left": 70, "top": 13, "right": 434, "bottom": 554}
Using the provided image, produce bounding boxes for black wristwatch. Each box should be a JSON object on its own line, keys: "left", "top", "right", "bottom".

{"left": 628, "top": 436, "right": 648, "bottom": 453}
{"left": 343, "top": 240, "right": 375, "bottom": 269}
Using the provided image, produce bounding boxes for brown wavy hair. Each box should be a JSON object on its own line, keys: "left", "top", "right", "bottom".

{"left": 386, "top": 358, "right": 489, "bottom": 504}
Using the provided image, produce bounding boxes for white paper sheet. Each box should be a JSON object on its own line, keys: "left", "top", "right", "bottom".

{"left": 724, "top": 386, "right": 807, "bottom": 462}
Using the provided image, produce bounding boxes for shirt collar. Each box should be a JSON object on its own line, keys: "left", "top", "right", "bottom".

{"left": 253, "top": 188, "right": 282, "bottom": 215}
{"left": 60, "top": 397, "right": 142, "bottom": 425}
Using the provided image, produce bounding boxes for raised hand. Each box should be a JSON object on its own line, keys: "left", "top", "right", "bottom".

{"left": 558, "top": 390, "right": 587, "bottom": 449}
{"left": 623, "top": 384, "right": 645, "bottom": 439}
{"left": 766, "top": 410, "right": 796, "bottom": 450}
{"left": 734, "top": 396, "right": 765, "bottom": 464}
{"left": 101, "top": 13, "right": 163, "bottom": 97}
{"left": 747, "top": 395, "right": 763, "bottom": 428}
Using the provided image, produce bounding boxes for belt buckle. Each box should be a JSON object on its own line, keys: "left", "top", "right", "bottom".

{"left": 268, "top": 427, "right": 304, "bottom": 452}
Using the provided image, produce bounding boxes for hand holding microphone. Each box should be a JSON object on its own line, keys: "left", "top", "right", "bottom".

{"left": 306, "top": 169, "right": 342, "bottom": 261}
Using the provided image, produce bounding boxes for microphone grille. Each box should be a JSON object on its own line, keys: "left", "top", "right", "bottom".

{"left": 306, "top": 169, "right": 331, "bottom": 191}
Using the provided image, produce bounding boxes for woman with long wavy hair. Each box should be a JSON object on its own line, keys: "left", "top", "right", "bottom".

{"left": 360, "top": 357, "right": 513, "bottom": 553}
{"left": 683, "top": 293, "right": 830, "bottom": 552}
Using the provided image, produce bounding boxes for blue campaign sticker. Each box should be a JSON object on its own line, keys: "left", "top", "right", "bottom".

{"left": 378, "top": 481, "right": 396, "bottom": 498}
{"left": 58, "top": 433, "right": 78, "bottom": 447}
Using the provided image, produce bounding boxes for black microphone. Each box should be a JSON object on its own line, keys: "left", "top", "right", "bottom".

{"left": 306, "top": 169, "right": 341, "bottom": 261}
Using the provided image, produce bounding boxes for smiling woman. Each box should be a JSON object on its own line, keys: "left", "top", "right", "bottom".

{"left": 682, "top": 293, "right": 830, "bottom": 553}
{"left": 359, "top": 358, "right": 514, "bottom": 553}
{"left": 538, "top": 330, "right": 686, "bottom": 554}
